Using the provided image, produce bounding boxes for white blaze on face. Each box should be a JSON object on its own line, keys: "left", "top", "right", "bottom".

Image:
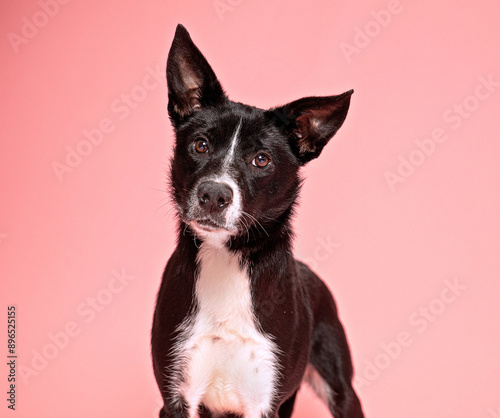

{"left": 187, "top": 119, "right": 244, "bottom": 242}
{"left": 220, "top": 119, "right": 243, "bottom": 229}
{"left": 224, "top": 119, "right": 242, "bottom": 167}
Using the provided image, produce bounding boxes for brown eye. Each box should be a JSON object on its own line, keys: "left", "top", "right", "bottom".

{"left": 252, "top": 153, "right": 271, "bottom": 168}
{"left": 194, "top": 138, "right": 209, "bottom": 153}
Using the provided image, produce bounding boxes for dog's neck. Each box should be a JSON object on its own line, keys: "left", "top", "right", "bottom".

{"left": 177, "top": 204, "right": 295, "bottom": 262}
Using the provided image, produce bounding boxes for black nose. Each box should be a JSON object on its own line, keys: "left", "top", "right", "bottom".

{"left": 197, "top": 181, "right": 233, "bottom": 214}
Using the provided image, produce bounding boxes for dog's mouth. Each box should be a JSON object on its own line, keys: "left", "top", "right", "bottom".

{"left": 191, "top": 218, "right": 228, "bottom": 232}
{"left": 184, "top": 213, "right": 241, "bottom": 236}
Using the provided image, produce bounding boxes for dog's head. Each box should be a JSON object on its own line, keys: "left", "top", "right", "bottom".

{"left": 167, "top": 25, "right": 352, "bottom": 246}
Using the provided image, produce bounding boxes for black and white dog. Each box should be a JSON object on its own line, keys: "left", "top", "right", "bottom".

{"left": 152, "top": 24, "right": 364, "bottom": 418}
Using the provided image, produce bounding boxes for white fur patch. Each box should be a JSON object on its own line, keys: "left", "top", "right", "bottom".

{"left": 303, "top": 364, "right": 334, "bottom": 408}
{"left": 224, "top": 119, "right": 242, "bottom": 166}
{"left": 214, "top": 174, "right": 242, "bottom": 231}
{"left": 186, "top": 119, "right": 244, "bottom": 244}
{"left": 171, "top": 243, "right": 279, "bottom": 417}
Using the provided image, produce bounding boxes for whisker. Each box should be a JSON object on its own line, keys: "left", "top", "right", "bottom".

{"left": 150, "top": 187, "right": 170, "bottom": 194}
{"left": 164, "top": 207, "right": 177, "bottom": 219}
{"left": 239, "top": 214, "right": 251, "bottom": 243}
{"left": 154, "top": 200, "right": 172, "bottom": 215}
{"left": 242, "top": 211, "right": 270, "bottom": 238}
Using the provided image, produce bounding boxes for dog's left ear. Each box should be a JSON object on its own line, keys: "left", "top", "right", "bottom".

{"left": 167, "top": 24, "right": 227, "bottom": 126}
{"left": 268, "top": 90, "right": 353, "bottom": 165}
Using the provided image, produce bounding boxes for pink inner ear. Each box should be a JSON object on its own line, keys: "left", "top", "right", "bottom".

{"left": 176, "top": 60, "right": 203, "bottom": 115}
{"left": 294, "top": 106, "right": 337, "bottom": 154}
{"left": 295, "top": 113, "right": 316, "bottom": 153}
{"left": 178, "top": 57, "right": 202, "bottom": 89}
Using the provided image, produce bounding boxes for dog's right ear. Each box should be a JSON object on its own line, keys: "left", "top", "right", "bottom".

{"left": 167, "top": 24, "right": 227, "bottom": 126}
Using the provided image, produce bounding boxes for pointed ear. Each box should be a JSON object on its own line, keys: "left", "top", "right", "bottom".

{"left": 166, "top": 24, "right": 227, "bottom": 126}
{"left": 268, "top": 90, "right": 353, "bottom": 165}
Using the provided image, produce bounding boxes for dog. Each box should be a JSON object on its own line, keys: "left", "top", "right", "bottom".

{"left": 151, "top": 24, "right": 364, "bottom": 418}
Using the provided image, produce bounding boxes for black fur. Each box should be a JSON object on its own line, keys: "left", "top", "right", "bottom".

{"left": 152, "top": 24, "right": 364, "bottom": 418}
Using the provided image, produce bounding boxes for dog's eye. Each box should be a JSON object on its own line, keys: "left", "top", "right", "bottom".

{"left": 194, "top": 138, "right": 209, "bottom": 153}
{"left": 252, "top": 153, "right": 271, "bottom": 168}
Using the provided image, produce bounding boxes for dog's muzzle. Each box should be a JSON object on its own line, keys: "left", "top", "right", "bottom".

{"left": 185, "top": 178, "right": 240, "bottom": 237}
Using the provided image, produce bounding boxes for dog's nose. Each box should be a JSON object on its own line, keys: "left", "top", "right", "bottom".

{"left": 197, "top": 181, "right": 233, "bottom": 214}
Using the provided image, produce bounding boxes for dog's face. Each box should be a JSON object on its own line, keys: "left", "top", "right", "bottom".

{"left": 167, "top": 25, "right": 352, "bottom": 245}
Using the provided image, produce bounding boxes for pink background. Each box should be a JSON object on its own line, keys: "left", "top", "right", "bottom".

{"left": 1, "top": 0, "right": 500, "bottom": 416}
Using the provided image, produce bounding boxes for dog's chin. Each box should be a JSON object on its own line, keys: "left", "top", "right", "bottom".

{"left": 187, "top": 220, "right": 236, "bottom": 248}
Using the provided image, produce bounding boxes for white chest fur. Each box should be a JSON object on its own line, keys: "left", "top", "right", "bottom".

{"left": 174, "top": 243, "right": 279, "bottom": 418}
